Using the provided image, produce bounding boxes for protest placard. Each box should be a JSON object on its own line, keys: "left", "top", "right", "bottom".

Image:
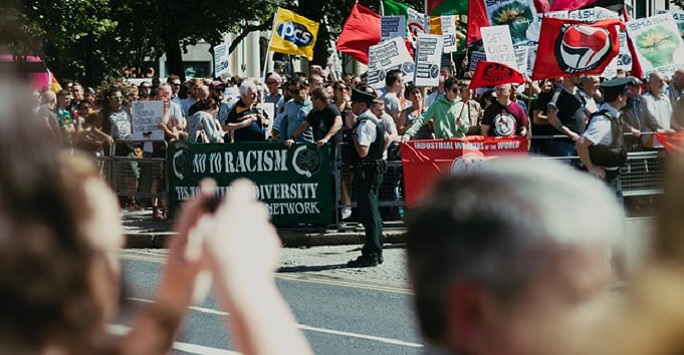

{"left": 657, "top": 10, "right": 684, "bottom": 39}
{"left": 484, "top": 0, "right": 541, "bottom": 44}
{"left": 627, "top": 13, "right": 684, "bottom": 77}
{"left": 132, "top": 101, "right": 164, "bottom": 140}
{"left": 367, "top": 37, "right": 415, "bottom": 89}
{"left": 382, "top": 16, "right": 406, "bottom": 41}
{"left": 213, "top": 43, "right": 230, "bottom": 77}
{"left": 414, "top": 34, "right": 444, "bottom": 87}
{"left": 440, "top": 15, "right": 458, "bottom": 53}
{"left": 514, "top": 46, "right": 529, "bottom": 74}
{"left": 481, "top": 26, "right": 518, "bottom": 70}
{"left": 469, "top": 51, "right": 486, "bottom": 72}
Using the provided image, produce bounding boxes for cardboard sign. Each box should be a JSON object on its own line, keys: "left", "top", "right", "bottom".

{"left": 627, "top": 13, "right": 684, "bottom": 77}
{"left": 469, "top": 51, "right": 486, "bottom": 72}
{"left": 382, "top": 16, "right": 406, "bottom": 41}
{"left": 481, "top": 26, "right": 518, "bottom": 70}
{"left": 414, "top": 34, "right": 444, "bottom": 87}
{"left": 441, "top": 15, "right": 458, "bottom": 53}
{"left": 213, "top": 43, "right": 230, "bottom": 77}
{"left": 484, "top": 0, "right": 541, "bottom": 44}
{"left": 367, "top": 37, "right": 415, "bottom": 89}
{"left": 131, "top": 101, "right": 164, "bottom": 140}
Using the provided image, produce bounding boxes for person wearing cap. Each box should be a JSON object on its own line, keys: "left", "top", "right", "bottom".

{"left": 209, "top": 80, "right": 231, "bottom": 126}
{"left": 400, "top": 77, "right": 469, "bottom": 142}
{"left": 347, "top": 86, "right": 389, "bottom": 268}
{"left": 577, "top": 77, "right": 633, "bottom": 200}
{"left": 264, "top": 72, "right": 284, "bottom": 113}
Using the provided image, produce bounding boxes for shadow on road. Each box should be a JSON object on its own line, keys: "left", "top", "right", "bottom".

{"left": 278, "top": 264, "right": 347, "bottom": 273}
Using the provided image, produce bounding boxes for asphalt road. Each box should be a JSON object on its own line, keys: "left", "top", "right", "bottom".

{"left": 118, "top": 251, "right": 423, "bottom": 355}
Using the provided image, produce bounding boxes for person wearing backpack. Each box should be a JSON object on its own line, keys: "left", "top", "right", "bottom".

{"left": 577, "top": 77, "right": 637, "bottom": 201}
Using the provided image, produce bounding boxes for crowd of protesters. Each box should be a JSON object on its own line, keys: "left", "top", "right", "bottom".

{"left": 32, "top": 62, "right": 683, "bottom": 220}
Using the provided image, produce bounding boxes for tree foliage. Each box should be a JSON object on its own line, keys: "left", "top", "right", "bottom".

{"left": 2, "top": 0, "right": 423, "bottom": 85}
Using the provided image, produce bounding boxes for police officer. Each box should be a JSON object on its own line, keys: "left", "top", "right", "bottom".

{"left": 577, "top": 77, "right": 637, "bottom": 200}
{"left": 347, "top": 87, "right": 388, "bottom": 268}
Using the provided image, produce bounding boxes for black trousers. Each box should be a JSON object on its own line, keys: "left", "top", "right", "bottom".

{"left": 354, "top": 171, "right": 384, "bottom": 259}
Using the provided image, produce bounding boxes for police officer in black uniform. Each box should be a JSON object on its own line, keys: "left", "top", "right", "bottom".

{"left": 577, "top": 77, "right": 638, "bottom": 201}
{"left": 347, "top": 87, "right": 388, "bottom": 268}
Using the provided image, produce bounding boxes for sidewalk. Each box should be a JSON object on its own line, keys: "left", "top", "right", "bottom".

{"left": 122, "top": 210, "right": 408, "bottom": 248}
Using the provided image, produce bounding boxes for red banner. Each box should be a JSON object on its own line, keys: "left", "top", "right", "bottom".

{"left": 470, "top": 61, "right": 526, "bottom": 90}
{"left": 400, "top": 136, "right": 529, "bottom": 208}
{"left": 656, "top": 131, "right": 684, "bottom": 153}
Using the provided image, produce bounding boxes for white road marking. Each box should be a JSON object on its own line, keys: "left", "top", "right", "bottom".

{"left": 126, "top": 297, "right": 423, "bottom": 348}
{"left": 107, "top": 324, "right": 240, "bottom": 355}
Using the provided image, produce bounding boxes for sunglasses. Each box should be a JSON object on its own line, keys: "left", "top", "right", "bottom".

{"left": 171, "top": 83, "right": 181, "bottom": 87}
{"left": 110, "top": 95, "right": 123, "bottom": 99}
{"left": 337, "top": 87, "right": 349, "bottom": 91}
{"left": 141, "top": 86, "right": 151, "bottom": 89}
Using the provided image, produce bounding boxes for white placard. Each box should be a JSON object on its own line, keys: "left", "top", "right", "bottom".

{"left": 514, "top": 46, "right": 529, "bottom": 75}
{"left": 481, "top": 26, "right": 518, "bottom": 70}
{"left": 132, "top": 101, "right": 164, "bottom": 140}
{"left": 213, "top": 43, "right": 230, "bottom": 77}
{"left": 413, "top": 34, "right": 444, "bottom": 87}
{"left": 441, "top": 15, "right": 458, "bottom": 53}
{"left": 367, "top": 37, "right": 415, "bottom": 89}
{"left": 627, "top": 13, "right": 684, "bottom": 77}
{"left": 382, "top": 16, "right": 406, "bottom": 41}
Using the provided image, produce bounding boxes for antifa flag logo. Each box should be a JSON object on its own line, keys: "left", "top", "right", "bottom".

{"left": 483, "top": 63, "right": 515, "bottom": 81}
{"left": 555, "top": 24, "right": 612, "bottom": 73}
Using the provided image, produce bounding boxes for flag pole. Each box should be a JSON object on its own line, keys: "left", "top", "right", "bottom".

{"left": 262, "top": 10, "right": 279, "bottom": 82}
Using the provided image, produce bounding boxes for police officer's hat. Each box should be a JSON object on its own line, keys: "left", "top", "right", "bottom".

{"left": 601, "top": 77, "right": 636, "bottom": 99}
{"left": 351, "top": 88, "right": 375, "bottom": 106}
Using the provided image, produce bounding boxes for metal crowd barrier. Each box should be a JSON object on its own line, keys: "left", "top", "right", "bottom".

{"left": 104, "top": 140, "right": 168, "bottom": 205}
{"left": 99, "top": 138, "right": 666, "bottom": 226}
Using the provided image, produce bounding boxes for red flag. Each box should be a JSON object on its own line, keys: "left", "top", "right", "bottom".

{"left": 336, "top": 3, "right": 381, "bottom": 65}
{"left": 466, "top": 0, "right": 488, "bottom": 45}
{"left": 469, "top": 61, "right": 525, "bottom": 89}
{"left": 656, "top": 132, "right": 684, "bottom": 153}
{"left": 400, "top": 137, "right": 528, "bottom": 208}
{"left": 621, "top": 7, "right": 643, "bottom": 79}
{"left": 550, "top": 0, "right": 624, "bottom": 11}
{"left": 531, "top": 18, "right": 624, "bottom": 80}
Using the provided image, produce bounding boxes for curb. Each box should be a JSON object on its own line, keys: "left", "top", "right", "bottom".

{"left": 125, "top": 229, "right": 407, "bottom": 249}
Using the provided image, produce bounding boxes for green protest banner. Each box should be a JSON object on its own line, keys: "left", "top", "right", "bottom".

{"left": 167, "top": 141, "right": 333, "bottom": 226}
{"left": 627, "top": 13, "right": 684, "bottom": 77}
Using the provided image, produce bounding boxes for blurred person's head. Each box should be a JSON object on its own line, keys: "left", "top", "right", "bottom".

{"left": 405, "top": 83, "right": 422, "bottom": 104}
{"left": 167, "top": 75, "right": 182, "bottom": 95}
{"left": 125, "top": 86, "right": 139, "bottom": 102}
{"left": 41, "top": 90, "right": 57, "bottom": 110}
{"left": 649, "top": 72, "right": 667, "bottom": 96}
{"left": 673, "top": 68, "right": 684, "bottom": 91}
{"left": 333, "top": 80, "right": 350, "bottom": 102}
{"left": 195, "top": 85, "right": 209, "bottom": 101}
{"left": 385, "top": 69, "right": 403, "bottom": 93}
{"left": 580, "top": 75, "right": 601, "bottom": 96}
{"left": 265, "top": 73, "right": 282, "bottom": 95}
{"left": 495, "top": 83, "right": 512, "bottom": 105}
{"left": 289, "top": 77, "right": 310, "bottom": 104}
{"left": 239, "top": 79, "right": 258, "bottom": 107}
{"left": 371, "top": 98, "right": 385, "bottom": 118}
{"left": 210, "top": 81, "right": 226, "bottom": 102}
{"left": 407, "top": 158, "right": 624, "bottom": 355}
{"left": 444, "top": 77, "right": 460, "bottom": 102}
{"left": 71, "top": 83, "right": 84, "bottom": 102}
{"left": 107, "top": 88, "right": 124, "bottom": 111}
{"left": 56, "top": 89, "right": 72, "bottom": 109}
{"left": 138, "top": 81, "right": 152, "bottom": 99}
{"left": 310, "top": 74, "right": 324, "bottom": 90}
{"left": 0, "top": 82, "right": 112, "bottom": 353}
{"left": 156, "top": 83, "right": 172, "bottom": 102}
{"left": 310, "top": 87, "right": 331, "bottom": 111}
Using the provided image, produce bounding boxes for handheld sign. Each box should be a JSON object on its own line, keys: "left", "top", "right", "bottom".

{"left": 414, "top": 34, "right": 444, "bottom": 87}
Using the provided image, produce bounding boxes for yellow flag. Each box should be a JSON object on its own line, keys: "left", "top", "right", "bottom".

{"left": 269, "top": 8, "right": 320, "bottom": 60}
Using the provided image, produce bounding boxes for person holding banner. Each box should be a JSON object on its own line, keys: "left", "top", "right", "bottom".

{"left": 481, "top": 83, "right": 528, "bottom": 137}
{"left": 401, "top": 77, "right": 469, "bottom": 142}
{"left": 347, "top": 87, "right": 389, "bottom": 268}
